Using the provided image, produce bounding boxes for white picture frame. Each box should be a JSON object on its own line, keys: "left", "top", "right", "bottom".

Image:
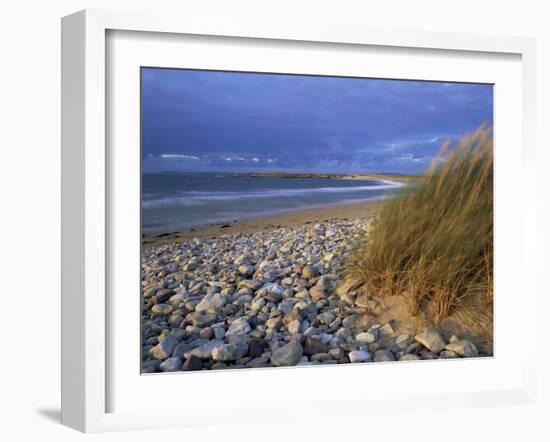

{"left": 61, "top": 9, "right": 537, "bottom": 433}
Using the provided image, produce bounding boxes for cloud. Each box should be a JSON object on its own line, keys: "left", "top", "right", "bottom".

{"left": 396, "top": 153, "right": 429, "bottom": 163}
{"left": 159, "top": 154, "right": 201, "bottom": 160}
{"left": 141, "top": 68, "right": 493, "bottom": 174}
{"left": 217, "top": 155, "right": 265, "bottom": 164}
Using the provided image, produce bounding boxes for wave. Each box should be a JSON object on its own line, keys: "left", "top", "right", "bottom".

{"left": 142, "top": 181, "right": 403, "bottom": 209}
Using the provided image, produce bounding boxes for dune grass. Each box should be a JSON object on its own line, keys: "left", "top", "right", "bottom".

{"left": 347, "top": 125, "right": 493, "bottom": 324}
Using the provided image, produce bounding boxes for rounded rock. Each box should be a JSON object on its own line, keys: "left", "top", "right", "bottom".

{"left": 348, "top": 350, "right": 371, "bottom": 363}
{"left": 160, "top": 356, "right": 183, "bottom": 372}
{"left": 415, "top": 328, "right": 446, "bottom": 353}
{"left": 373, "top": 349, "right": 395, "bottom": 362}
{"left": 271, "top": 341, "right": 304, "bottom": 367}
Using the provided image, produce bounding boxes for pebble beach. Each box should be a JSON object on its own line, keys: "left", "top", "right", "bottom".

{"left": 141, "top": 205, "right": 483, "bottom": 373}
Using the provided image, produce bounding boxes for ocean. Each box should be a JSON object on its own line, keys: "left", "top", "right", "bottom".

{"left": 142, "top": 173, "right": 403, "bottom": 234}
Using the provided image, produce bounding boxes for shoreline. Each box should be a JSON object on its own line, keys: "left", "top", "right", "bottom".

{"left": 142, "top": 200, "right": 382, "bottom": 250}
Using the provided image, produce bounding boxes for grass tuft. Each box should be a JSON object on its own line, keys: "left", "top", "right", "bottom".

{"left": 347, "top": 125, "right": 493, "bottom": 324}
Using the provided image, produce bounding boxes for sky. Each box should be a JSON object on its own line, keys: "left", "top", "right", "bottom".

{"left": 141, "top": 68, "right": 493, "bottom": 175}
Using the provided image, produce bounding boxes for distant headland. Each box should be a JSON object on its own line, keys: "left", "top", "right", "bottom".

{"left": 235, "top": 171, "right": 421, "bottom": 183}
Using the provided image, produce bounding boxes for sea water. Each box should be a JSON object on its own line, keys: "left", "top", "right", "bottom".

{"left": 142, "top": 173, "right": 403, "bottom": 233}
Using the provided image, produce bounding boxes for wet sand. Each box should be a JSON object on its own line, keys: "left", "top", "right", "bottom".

{"left": 142, "top": 200, "right": 382, "bottom": 250}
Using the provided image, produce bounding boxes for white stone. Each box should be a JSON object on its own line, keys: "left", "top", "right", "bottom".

{"left": 348, "top": 350, "right": 371, "bottom": 363}
{"left": 195, "top": 292, "right": 227, "bottom": 313}
{"left": 226, "top": 318, "right": 252, "bottom": 337}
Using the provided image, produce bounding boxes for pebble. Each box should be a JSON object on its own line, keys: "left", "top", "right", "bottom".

{"left": 149, "top": 335, "right": 179, "bottom": 360}
{"left": 279, "top": 300, "right": 294, "bottom": 315}
{"left": 271, "top": 341, "right": 304, "bottom": 367}
{"left": 195, "top": 292, "right": 227, "bottom": 313}
{"left": 329, "top": 348, "right": 344, "bottom": 359}
{"left": 266, "top": 317, "right": 283, "bottom": 329}
{"left": 151, "top": 289, "right": 176, "bottom": 304}
{"left": 142, "top": 359, "right": 161, "bottom": 373}
{"left": 378, "top": 322, "right": 395, "bottom": 336}
{"left": 415, "top": 328, "right": 447, "bottom": 353}
{"left": 199, "top": 327, "right": 214, "bottom": 339}
{"left": 160, "top": 356, "right": 183, "bottom": 372}
{"left": 212, "top": 343, "right": 249, "bottom": 361}
{"left": 182, "top": 355, "right": 203, "bottom": 371}
{"left": 168, "top": 293, "right": 185, "bottom": 305}
{"left": 238, "top": 264, "right": 255, "bottom": 277}
{"left": 395, "top": 334, "right": 410, "bottom": 346}
{"left": 185, "top": 261, "right": 199, "bottom": 271}
{"left": 373, "top": 349, "right": 395, "bottom": 362}
{"left": 188, "top": 311, "right": 217, "bottom": 327}
{"left": 318, "top": 311, "right": 336, "bottom": 325}
{"left": 262, "top": 282, "right": 284, "bottom": 297}
{"left": 310, "top": 353, "right": 333, "bottom": 362}
{"left": 151, "top": 303, "right": 173, "bottom": 315}
{"left": 310, "top": 286, "right": 327, "bottom": 302}
{"left": 188, "top": 340, "right": 225, "bottom": 359}
{"left": 335, "top": 278, "right": 360, "bottom": 297}
{"left": 247, "top": 357, "right": 270, "bottom": 368}
{"left": 247, "top": 341, "right": 264, "bottom": 358}
{"left": 226, "top": 318, "right": 252, "bottom": 337}
{"left": 439, "top": 350, "right": 460, "bottom": 359}
{"left": 342, "top": 314, "right": 369, "bottom": 330}
{"left": 445, "top": 340, "right": 479, "bottom": 357}
{"left": 302, "top": 266, "right": 319, "bottom": 280}
{"left": 304, "top": 337, "right": 329, "bottom": 356}
{"left": 173, "top": 339, "right": 208, "bottom": 359}
{"left": 356, "top": 328, "right": 379, "bottom": 344}
{"left": 238, "top": 280, "right": 262, "bottom": 290}
{"left": 212, "top": 325, "right": 226, "bottom": 340}
{"left": 354, "top": 295, "right": 373, "bottom": 309}
{"left": 288, "top": 319, "right": 301, "bottom": 334}
{"left": 348, "top": 350, "right": 371, "bottom": 363}
{"left": 141, "top": 219, "right": 485, "bottom": 373}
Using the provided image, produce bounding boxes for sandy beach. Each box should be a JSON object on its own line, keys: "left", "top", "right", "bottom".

{"left": 142, "top": 200, "right": 382, "bottom": 250}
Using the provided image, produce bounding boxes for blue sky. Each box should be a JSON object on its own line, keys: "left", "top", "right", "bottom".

{"left": 142, "top": 68, "right": 493, "bottom": 174}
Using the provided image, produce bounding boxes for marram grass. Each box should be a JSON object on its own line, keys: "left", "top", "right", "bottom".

{"left": 348, "top": 125, "right": 493, "bottom": 324}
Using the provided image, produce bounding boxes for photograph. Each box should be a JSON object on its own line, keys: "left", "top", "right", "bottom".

{"left": 140, "top": 68, "right": 494, "bottom": 373}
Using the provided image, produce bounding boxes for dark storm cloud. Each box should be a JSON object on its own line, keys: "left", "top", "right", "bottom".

{"left": 141, "top": 68, "right": 493, "bottom": 174}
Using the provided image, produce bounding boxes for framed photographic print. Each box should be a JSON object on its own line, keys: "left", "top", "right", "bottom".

{"left": 61, "top": 9, "right": 537, "bottom": 432}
